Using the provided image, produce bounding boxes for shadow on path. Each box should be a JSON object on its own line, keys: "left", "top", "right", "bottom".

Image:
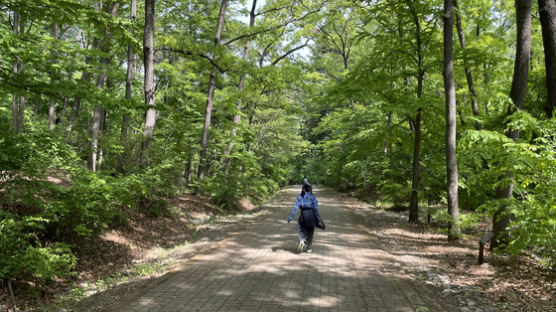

{"left": 72, "top": 187, "right": 460, "bottom": 312}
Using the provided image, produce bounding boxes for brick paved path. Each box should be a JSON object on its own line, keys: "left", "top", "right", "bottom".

{"left": 94, "top": 187, "right": 456, "bottom": 312}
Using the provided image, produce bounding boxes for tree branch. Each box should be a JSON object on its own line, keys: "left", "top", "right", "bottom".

{"left": 270, "top": 38, "right": 311, "bottom": 66}
{"left": 156, "top": 47, "right": 226, "bottom": 73}
{"left": 255, "top": 4, "right": 293, "bottom": 17}
{"left": 223, "top": 1, "right": 328, "bottom": 46}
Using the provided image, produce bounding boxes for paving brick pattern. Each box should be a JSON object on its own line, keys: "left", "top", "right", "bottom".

{"left": 99, "top": 187, "right": 456, "bottom": 312}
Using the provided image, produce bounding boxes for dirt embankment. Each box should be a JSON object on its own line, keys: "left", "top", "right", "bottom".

{"left": 341, "top": 190, "right": 556, "bottom": 312}
{"left": 0, "top": 190, "right": 267, "bottom": 312}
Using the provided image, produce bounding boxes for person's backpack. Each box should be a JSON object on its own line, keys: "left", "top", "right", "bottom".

{"left": 299, "top": 194, "right": 316, "bottom": 229}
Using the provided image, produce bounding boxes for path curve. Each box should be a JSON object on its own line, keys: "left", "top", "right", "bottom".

{"left": 76, "top": 187, "right": 457, "bottom": 312}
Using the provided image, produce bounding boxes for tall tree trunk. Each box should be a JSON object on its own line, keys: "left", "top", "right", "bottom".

{"left": 186, "top": 148, "right": 193, "bottom": 184}
{"left": 17, "top": 21, "right": 25, "bottom": 132}
{"left": 118, "top": 0, "right": 137, "bottom": 173}
{"left": 89, "top": 72, "right": 106, "bottom": 172}
{"left": 491, "top": 0, "right": 532, "bottom": 249}
{"left": 483, "top": 63, "right": 490, "bottom": 115}
{"left": 18, "top": 82, "right": 25, "bottom": 132}
{"left": 141, "top": 0, "right": 156, "bottom": 151}
{"left": 444, "top": 0, "right": 460, "bottom": 240}
{"left": 454, "top": 0, "right": 481, "bottom": 129}
{"left": 66, "top": 33, "right": 93, "bottom": 135}
{"left": 12, "top": 90, "right": 18, "bottom": 133}
{"left": 33, "top": 96, "right": 39, "bottom": 118}
{"left": 11, "top": 11, "right": 25, "bottom": 133}
{"left": 88, "top": 3, "right": 120, "bottom": 172}
{"left": 408, "top": 107, "right": 421, "bottom": 222}
{"left": 408, "top": 3, "right": 424, "bottom": 222}
{"left": 198, "top": 0, "right": 229, "bottom": 180}
{"left": 477, "top": 24, "right": 490, "bottom": 115}
{"left": 49, "top": 22, "right": 60, "bottom": 131}
{"left": 66, "top": 71, "right": 91, "bottom": 134}
{"left": 61, "top": 96, "right": 69, "bottom": 119}
{"left": 66, "top": 96, "right": 82, "bottom": 134}
{"left": 60, "top": 72, "right": 73, "bottom": 120}
{"left": 538, "top": 0, "right": 556, "bottom": 118}
{"left": 224, "top": 0, "right": 257, "bottom": 172}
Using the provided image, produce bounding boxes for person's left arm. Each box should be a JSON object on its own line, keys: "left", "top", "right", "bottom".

{"left": 312, "top": 195, "right": 323, "bottom": 223}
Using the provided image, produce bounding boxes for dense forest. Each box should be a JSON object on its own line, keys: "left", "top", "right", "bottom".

{"left": 1, "top": 0, "right": 554, "bottom": 303}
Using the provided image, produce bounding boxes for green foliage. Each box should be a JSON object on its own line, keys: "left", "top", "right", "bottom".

{"left": 459, "top": 113, "right": 556, "bottom": 264}
{"left": 1, "top": 0, "right": 555, "bottom": 296}
{"left": 0, "top": 216, "right": 75, "bottom": 282}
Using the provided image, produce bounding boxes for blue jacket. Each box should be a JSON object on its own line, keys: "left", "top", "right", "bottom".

{"left": 287, "top": 193, "right": 325, "bottom": 229}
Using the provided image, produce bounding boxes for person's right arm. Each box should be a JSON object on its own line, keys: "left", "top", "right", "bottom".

{"left": 287, "top": 195, "right": 301, "bottom": 223}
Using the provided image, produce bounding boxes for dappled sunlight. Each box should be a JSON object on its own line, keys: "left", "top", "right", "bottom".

{"left": 379, "top": 227, "right": 445, "bottom": 240}
{"left": 71, "top": 187, "right": 466, "bottom": 311}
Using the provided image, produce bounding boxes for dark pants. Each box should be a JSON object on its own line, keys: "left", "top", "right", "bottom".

{"left": 296, "top": 223, "right": 315, "bottom": 250}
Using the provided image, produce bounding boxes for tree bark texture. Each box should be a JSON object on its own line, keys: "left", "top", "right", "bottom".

{"left": 66, "top": 32, "right": 92, "bottom": 135}
{"left": 49, "top": 22, "right": 60, "bottom": 131}
{"left": 444, "top": 0, "right": 461, "bottom": 240}
{"left": 492, "top": 0, "right": 532, "bottom": 249}
{"left": 454, "top": 0, "right": 481, "bottom": 129}
{"left": 539, "top": 0, "right": 556, "bottom": 117}
{"left": 88, "top": 3, "right": 120, "bottom": 172}
{"left": 142, "top": 0, "right": 156, "bottom": 151}
{"left": 509, "top": 0, "right": 532, "bottom": 113}
{"left": 118, "top": 0, "right": 137, "bottom": 172}
{"left": 408, "top": 3, "right": 424, "bottom": 222}
{"left": 224, "top": 0, "right": 257, "bottom": 171}
{"left": 198, "top": 0, "right": 229, "bottom": 180}
{"left": 408, "top": 108, "right": 421, "bottom": 222}
{"left": 11, "top": 11, "right": 25, "bottom": 133}
{"left": 12, "top": 12, "right": 19, "bottom": 132}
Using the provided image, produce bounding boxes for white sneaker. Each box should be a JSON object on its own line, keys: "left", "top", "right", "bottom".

{"left": 297, "top": 241, "right": 306, "bottom": 253}
{"left": 307, "top": 249, "right": 312, "bottom": 253}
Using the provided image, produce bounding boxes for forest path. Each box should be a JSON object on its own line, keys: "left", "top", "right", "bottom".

{"left": 74, "top": 187, "right": 459, "bottom": 312}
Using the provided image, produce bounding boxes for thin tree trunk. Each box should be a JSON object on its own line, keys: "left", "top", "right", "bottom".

{"left": 491, "top": 0, "right": 532, "bottom": 249}
{"left": 58, "top": 73, "right": 72, "bottom": 123}
{"left": 66, "top": 70, "right": 91, "bottom": 134}
{"left": 61, "top": 97, "right": 68, "bottom": 119}
{"left": 408, "top": 108, "right": 421, "bottom": 222}
{"left": 17, "top": 63, "right": 25, "bottom": 133}
{"left": 33, "top": 96, "right": 39, "bottom": 118}
{"left": 224, "top": 0, "right": 257, "bottom": 172}
{"left": 89, "top": 69, "right": 106, "bottom": 171}
{"left": 49, "top": 22, "right": 60, "bottom": 131}
{"left": 539, "top": 0, "right": 556, "bottom": 118}
{"left": 483, "top": 63, "right": 490, "bottom": 115}
{"left": 88, "top": 3, "right": 119, "bottom": 171}
{"left": 118, "top": 0, "right": 137, "bottom": 172}
{"left": 141, "top": 0, "right": 156, "bottom": 151}
{"left": 8, "top": 279, "right": 17, "bottom": 312}
{"left": 198, "top": 0, "right": 229, "bottom": 180}
{"left": 11, "top": 11, "right": 23, "bottom": 133}
{"left": 444, "top": 0, "right": 460, "bottom": 240}
{"left": 16, "top": 16, "right": 25, "bottom": 133}
{"left": 387, "top": 112, "right": 394, "bottom": 171}
{"left": 89, "top": 105, "right": 104, "bottom": 172}
{"left": 48, "top": 99, "right": 56, "bottom": 130}
{"left": 186, "top": 149, "right": 193, "bottom": 184}
{"left": 66, "top": 33, "right": 93, "bottom": 135}
{"left": 66, "top": 97, "right": 81, "bottom": 134}
{"left": 454, "top": 0, "right": 481, "bottom": 129}
{"left": 408, "top": 3, "right": 424, "bottom": 222}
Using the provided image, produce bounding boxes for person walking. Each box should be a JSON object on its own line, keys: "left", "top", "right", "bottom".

{"left": 287, "top": 183, "right": 325, "bottom": 253}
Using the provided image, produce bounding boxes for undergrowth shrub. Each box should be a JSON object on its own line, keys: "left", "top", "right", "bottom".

{"left": 460, "top": 113, "right": 556, "bottom": 266}
{"left": 0, "top": 215, "right": 75, "bottom": 282}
